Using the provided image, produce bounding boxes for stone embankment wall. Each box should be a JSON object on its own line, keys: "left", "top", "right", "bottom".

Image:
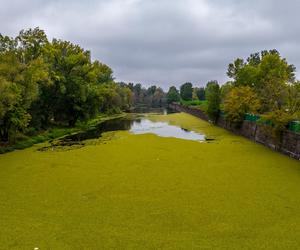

{"left": 169, "top": 103, "right": 300, "bottom": 160}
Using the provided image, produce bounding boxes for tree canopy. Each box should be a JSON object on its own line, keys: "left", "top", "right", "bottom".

{"left": 180, "top": 82, "right": 193, "bottom": 101}
{"left": 205, "top": 81, "right": 220, "bottom": 122}
{"left": 167, "top": 86, "right": 180, "bottom": 104}
{"left": 0, "top": 28, "right": 133, "bottom": 142}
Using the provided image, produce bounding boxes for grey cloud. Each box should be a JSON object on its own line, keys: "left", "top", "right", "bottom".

{"left": 0, "top": 0, "right": 299, "bottom": 88}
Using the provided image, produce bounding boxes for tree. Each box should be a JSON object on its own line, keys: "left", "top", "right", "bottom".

{"left": 16, "top": 27, "right": 48, "bottom": 63}
{"left": 227, "top": 58, "right": 244, "bottom": 80}
{"left": 43, "top": 39, "right": 96, "bottom": 126}
{"left": 223, "top": 86, "right": 261, "bottom": 126}
{"left": 180, "top": 82, "right": 193, "bottom": 101}
{"left": 205, "top": 81, "right": 220, "bottom": 122}
{"left": 0, "top": 45, "right": 46, "bottom": 141}
{"left": 227, "top": 50, "right": 296, "bottom": 112}
{"left": 220, "top": 81, "right": 233, "bottom": 102}
{"left": 257, "top": 53, "right": 294, "bottom": 111}
{"left": 152, "top": 87, "right": 166, "bottom": 107}
{"left": 286, "top": 81, "right": 300, "bottom": 117}
{"left": 0, "top": 75, "right": 33, "bottom": 142}
{"left": 195, "top": 87, "right": 205, "bottom": 100}
{"left": 166, "top": 86, "right": 180, "bottom": 104}
{"left": 0, "top": 27, "right": 134, "bottom": 143}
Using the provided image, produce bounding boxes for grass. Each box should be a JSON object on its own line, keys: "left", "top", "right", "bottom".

{"left": 180, "top": 99, "right": 208, "bottom": 112}
{"left": 0, "top": 112, "right": 300, "bottom": 249}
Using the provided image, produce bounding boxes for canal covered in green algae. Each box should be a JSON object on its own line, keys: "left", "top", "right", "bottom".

{"left": 0, "top": 112, "right": 300, "bottom": 249}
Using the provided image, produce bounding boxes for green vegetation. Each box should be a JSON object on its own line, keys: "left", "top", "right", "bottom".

{"left": 180, "top": 82, "right": 193, "bottom": 100}
{"left": 166, "top": 86, "right": 180, "bottom": 104}
{"left": 0, "top": 28, "right": 133, "bottom": 145}
{"left": 0, "top": 113, "right": 125, "bottom": 154}
{"left": 194, "top": 87, "right": 205, "bottom": 100}
{"left": 175, "top": 50, "right": 300, "bottom": 141}
{"left": 127, "top": 83, "right": 167, "bottom": 108}
{"left": 224, "top": 50, "right": 300, "bottom": 137}
{"left": 1, "top": 112, "right": 300, "bottom": 249}
{"left": 180, "top": 100, "right": 208, "bottom": 112}
{"left": 205, "top": 80, "right": 221, "bottom": 122}
{"left": 181, "top": 99, "right": 202, "bottom": 106}
{"left": 223, "top": 86, "right": 261, "bottom": 126}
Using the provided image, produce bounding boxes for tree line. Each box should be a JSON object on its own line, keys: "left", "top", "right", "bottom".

{"left": 166, "top": 49, "right": 300, "bottom": 139}
{"left": 0, "top": 27, "right": 169, "bottom": 144}
{"left": 0, "top": 28, "right": 134, "bottom": 143}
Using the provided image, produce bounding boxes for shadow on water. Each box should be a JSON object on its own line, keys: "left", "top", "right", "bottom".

{"left": 39, "top": 113, "right": 212, "bottom": 151}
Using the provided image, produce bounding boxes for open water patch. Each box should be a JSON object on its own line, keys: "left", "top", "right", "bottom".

{"left": 129, "top": 119, "right": 205, "bottom": 141}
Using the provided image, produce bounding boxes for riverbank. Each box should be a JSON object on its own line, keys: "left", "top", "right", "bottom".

{"left": 169, "top": 103, "right": 300, "bottom": 160}
{"left": 0, "top": 113, "right": 126, "bottom": 154}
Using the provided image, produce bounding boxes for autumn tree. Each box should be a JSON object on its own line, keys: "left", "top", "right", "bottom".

{"left": 223, "top": 86, "right": 261, "bottom": 126}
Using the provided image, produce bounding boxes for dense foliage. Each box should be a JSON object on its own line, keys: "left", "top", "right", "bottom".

{"left": 166, "top": 86, "right": 180, "bottom": 104}
{"left": 223, "top": 86, "right": 261, "bottom": 126}
{"left": 0, "top": 28, "right": 133, "bottom": 143}
{"left": 127, "top": 83, "right": 167, "bottom": 108}
{"left": 180, "top": 82, "right": 193, "bottom": 101}
{"left": 205, "top": 81, "right": 221, "bottom": 122}
{"left": 225, "top": 50, "right": 300, "bottom": 137}
{"left": 194, "top": 87, "right": 205, "bottom": 101}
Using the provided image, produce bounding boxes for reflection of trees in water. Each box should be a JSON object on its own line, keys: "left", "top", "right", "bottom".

{"left": 60, "top": 118, "right": 135, "bottom": 143}
{"left": 133, "top": 119, "right": 142, "bottom": 124}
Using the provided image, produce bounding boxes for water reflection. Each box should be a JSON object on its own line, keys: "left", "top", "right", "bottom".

{"left": 63, "top": 118, "right": 133, "bottom": 142}
{"left": 130, "top": 119, "right": 205, "bottom": 141}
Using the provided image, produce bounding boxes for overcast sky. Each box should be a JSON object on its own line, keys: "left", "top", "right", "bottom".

{"left": 0, "top": 0, "right": 299, "bottom": 89}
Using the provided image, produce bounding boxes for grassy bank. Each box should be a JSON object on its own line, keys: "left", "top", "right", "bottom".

{"left": 0, "top": 113, "right": 125, "bottom": 154}
{"left": 180, "top": 99, "right": 208, "bottom": 112}
{"left": 0, "top": 113, "right": 300, "bottom": 249}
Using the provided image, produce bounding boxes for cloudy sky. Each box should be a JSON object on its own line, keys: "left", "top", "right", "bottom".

{"left": 0, "top": 0, "right": 299, "bottom": 89}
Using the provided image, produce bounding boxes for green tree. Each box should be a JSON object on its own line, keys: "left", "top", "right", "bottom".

{"left": 227, "top": 50, "right": 296, "bottom": 112}
{"left": 167, "top": 86, "right": 180, "bottom": 104}
{"left": 0, "top": 42, "right": 47, "bottom": 141}
{"left": 0, "top": 75, "right": 32, "bottom": 142}
{"left": 220, "top": 81, "right": 233, "bottom": 103}
{"left": 205, "top": 81, "right": 220, "bottom": 122}
{"left": 195, "top": 87, "right": 205, "bottom": 100}
{"left": 43, "top": 39, "right": 95, "bottom": 126}
{"left": 16, "top": 27, "right": 48, "bottom": 63}
{"left": 257, "top": 53, "right": 294, "bottom": 111}
{"left": 180, "top": 82, "right": 193, "bottom": 101}
{"left": 286, "top": 81, "right": 300, "bottom": 117}
{"left": 0, "top": 27, "right": 134, "bottom": 143}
